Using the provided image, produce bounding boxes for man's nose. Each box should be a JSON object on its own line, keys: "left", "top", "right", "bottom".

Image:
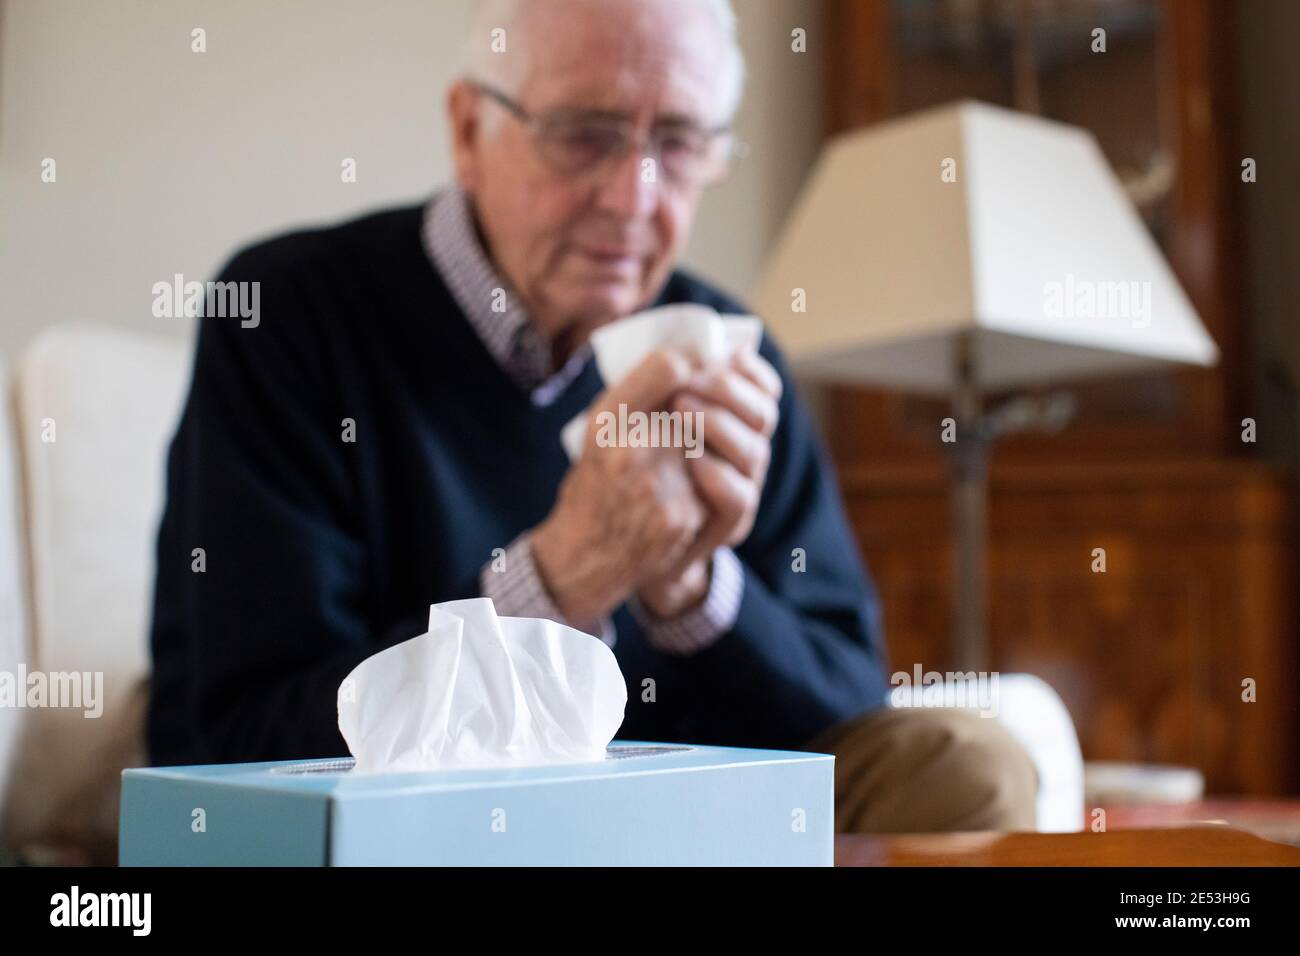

{"left": 592, "top": 140, "right": 660, "bottom": 220}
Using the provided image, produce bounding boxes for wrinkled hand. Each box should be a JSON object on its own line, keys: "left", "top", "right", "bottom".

{"left": 634, "top": 349, "right": 783, "bottom": 618}
{"left": 531, "top": 350, "right": 709, "bottom": 628}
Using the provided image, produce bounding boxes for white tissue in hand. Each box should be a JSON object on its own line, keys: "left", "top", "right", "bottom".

{"left": 337, "top": 598, "right": 627, "bottom": 772}
{"left": 561, "top": 303, "right": 764, "bottom": 460}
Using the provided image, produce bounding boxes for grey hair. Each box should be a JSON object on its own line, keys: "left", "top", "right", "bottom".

{"left": 463, "top": 0, "right": 746, "bottom": 127}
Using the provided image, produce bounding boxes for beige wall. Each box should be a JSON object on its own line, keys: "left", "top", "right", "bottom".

{"left": 0, "top": 0, "right": 823, "bottom": 360}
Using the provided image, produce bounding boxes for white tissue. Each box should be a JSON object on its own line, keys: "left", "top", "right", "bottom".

{"left": 337, "top": 598, "right": 627, "bottom": 772}
{"left": 561, "top": 303, "right": 764, "bottom": 460}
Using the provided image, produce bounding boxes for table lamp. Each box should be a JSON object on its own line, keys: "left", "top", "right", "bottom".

{"left": 751, "top": 100, "right": 1218, "bottom": 671}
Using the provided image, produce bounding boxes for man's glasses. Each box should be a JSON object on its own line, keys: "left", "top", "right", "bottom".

{"left": 468, "top": 80, "right": 738, "bottom": 189}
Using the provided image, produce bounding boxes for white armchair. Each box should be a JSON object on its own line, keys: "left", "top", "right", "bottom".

{"left": 0, "top": 323, "right": 189, "bottom": 862}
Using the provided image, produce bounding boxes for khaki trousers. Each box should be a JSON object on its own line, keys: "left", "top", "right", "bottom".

{"left": 801, "top": 705, "right": 1039, "bottom": 833}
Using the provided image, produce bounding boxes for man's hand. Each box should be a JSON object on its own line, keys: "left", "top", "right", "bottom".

{"left": 531, "top": 350, "right": 709, "bottom": 627}
{"left": 635, "top": 348, "right": 783, "bottom": 618}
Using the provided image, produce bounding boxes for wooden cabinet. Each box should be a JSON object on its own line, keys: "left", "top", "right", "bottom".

{"left": 842, "top": 460, "right": 1296, "bottom": 795}
{"left": 822, "top": 0, "right": 1295, "bottom": 795}
{"left": 824, "top": 0, "right": 1245, "bottom": 461}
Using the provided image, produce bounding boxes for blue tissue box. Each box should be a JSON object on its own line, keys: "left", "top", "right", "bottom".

{"left": 119, "top": 743, "right": 834, "bottom": 866}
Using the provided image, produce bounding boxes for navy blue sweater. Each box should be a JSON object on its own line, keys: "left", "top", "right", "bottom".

{"left": 146, "top": 203, "right": 890, "bottom": 766}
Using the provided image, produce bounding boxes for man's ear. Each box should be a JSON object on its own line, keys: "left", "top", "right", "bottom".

{"left": 447, "top": 80, "right": 482, "bottom": 191}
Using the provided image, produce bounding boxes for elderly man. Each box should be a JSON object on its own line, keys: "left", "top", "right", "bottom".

{"left": 148, "top": 0, "right": 1037, "bottom": 833}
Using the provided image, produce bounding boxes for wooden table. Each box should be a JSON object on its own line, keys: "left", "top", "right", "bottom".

{"left": 835, "top": 826, "right": 1300, "bottom": 866}
{"left": 1101, "top": 799, "right": 1300, "bottom": 847}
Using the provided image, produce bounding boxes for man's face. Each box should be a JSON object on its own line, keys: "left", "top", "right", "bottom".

{"left": 452, "top": 0, "right": 732, "bottom": 346}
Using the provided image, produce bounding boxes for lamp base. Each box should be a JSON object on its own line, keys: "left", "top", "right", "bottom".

{"left": 946, "top": 336, "right": 1077, "bottom": 671}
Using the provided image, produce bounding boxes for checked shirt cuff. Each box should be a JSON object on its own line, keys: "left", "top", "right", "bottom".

{"left": 479, "top": 533, "right": 617, "bottom": 648}
{"left": 629, "top": 547, "right": 744, "bottom": 656}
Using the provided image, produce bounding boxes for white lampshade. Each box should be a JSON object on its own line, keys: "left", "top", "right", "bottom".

{"left": 751, "top": 100, "right": 1218, "bottom": 394}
